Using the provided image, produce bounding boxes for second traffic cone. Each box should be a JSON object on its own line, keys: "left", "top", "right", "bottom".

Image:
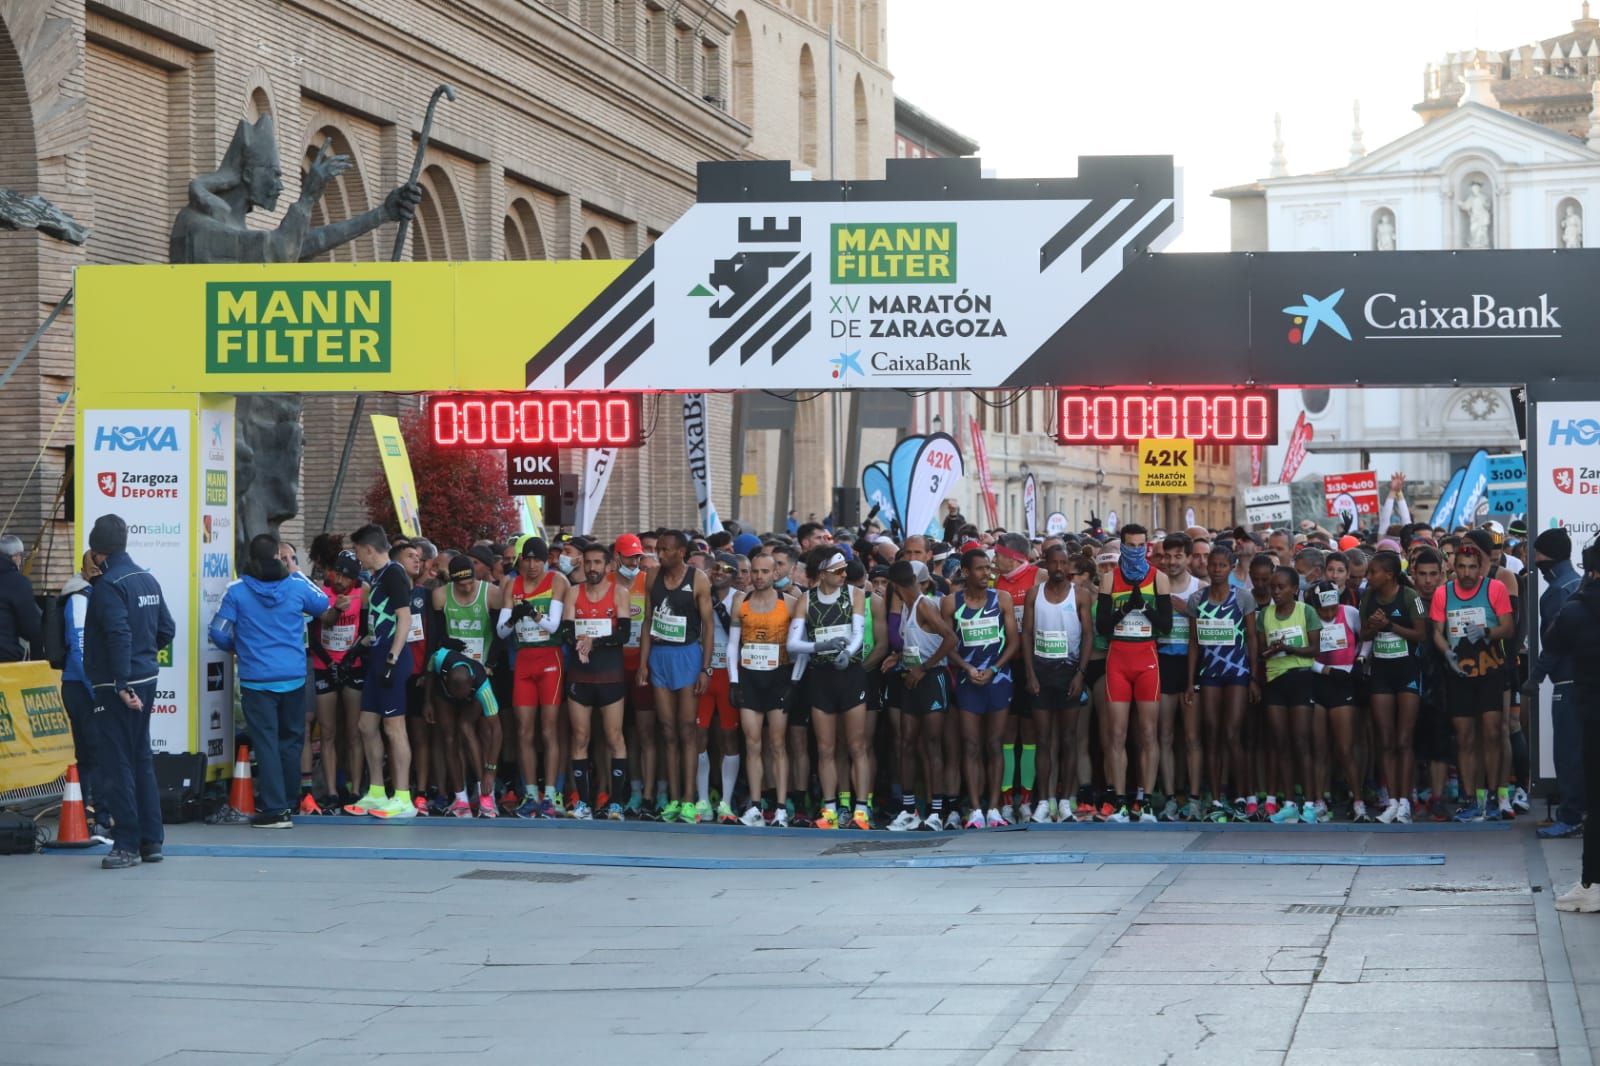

{"left": 228, "top": 744, "right": 256, "bottom": 815}
{"left": 44, "top": 764, "right": 95, "bottom": 849}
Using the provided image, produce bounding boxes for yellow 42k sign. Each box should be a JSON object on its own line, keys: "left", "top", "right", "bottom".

{"left": 1138, "top": 438, "right": 1194, "bottom": 493}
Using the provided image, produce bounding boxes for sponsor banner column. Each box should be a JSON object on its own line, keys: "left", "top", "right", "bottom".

{"left": 198, "top": 398, "right": 236, "bottom": 778}
{"left": 80, "top": 405, "right": 194, "bottom": 755}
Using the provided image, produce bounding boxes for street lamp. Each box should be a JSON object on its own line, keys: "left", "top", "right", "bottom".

{"left": 930, "top": 412, "right": 943, "bottom": 435}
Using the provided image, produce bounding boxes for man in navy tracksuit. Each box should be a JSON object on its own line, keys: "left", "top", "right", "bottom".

{"left": 209, "top": 533, "right": 329, "bottom": 828}
{"left": 82, "top": 514, "right": 176, "bottom": 870}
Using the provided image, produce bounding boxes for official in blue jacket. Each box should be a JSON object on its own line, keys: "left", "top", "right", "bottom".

{"left": 82, "top": 514, "right": 176, "bottom": 870}
{"left": 209, "top": 533, "right": 329, "bottom": 827}
{"left": 58, "top": 551, "right": 103, "bottom": 834}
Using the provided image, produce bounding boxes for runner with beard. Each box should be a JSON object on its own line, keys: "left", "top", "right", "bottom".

{"left": 305, "top": 552, "right": 365, "bottom": 813}
{"left": 498, "top": 537, "right": 570, "bottom": 818}
{"left": 613, "top": 534, "right": 657, "bottom": 818}
{"left": 562, "top": 542, "right": 632, "bottom": 820}
{"left": 1096, "top": 525, "right": 1173, "bottom": 822}
{"left": 1157, "top": 533, "right": 1202, "bottom": 819}
{"left": 1432, "top": 541, "right": 1515, "bottom": 821}
{"left": 728, "top": 552, "right": 793, "bottom": 826}
{"left": 696, "top": 552, "right": 742, "bottom": 824}
{"left": 788, "top": 547, "right": 870, "bottom": 829}
{"left": 392, "top": 540, "right": 437, "bottom": 814}
{"left": 432, "top": 552, "right": 502, "bottom": 817}
{"left": 1021, "top": 543, "right": 1091, "bottom": 823}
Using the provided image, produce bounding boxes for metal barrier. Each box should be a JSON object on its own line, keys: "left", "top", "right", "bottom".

{"left": 0, "top": 774, "right": 65, "bottom": 810}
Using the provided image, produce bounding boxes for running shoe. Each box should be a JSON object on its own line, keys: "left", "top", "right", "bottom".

{"left": 449, "top": 798, "right": 472, "bottom": 818}
{"left": 1261, "top": 799, "right": 1279, "bottom": 821}
{"left": 570, "top": 801, "right": 593, "bottom": 820}
{"left": 1498, "top": 797, "right": 1515, "bottom": 821}
{"left": 965, "top": 809, "right": 986, "bottom": 829}
{"left": 923, "top": 811, "right": 944, "bottom": 831}
{"left": 413, "top": 796, "right": 430, "bottom": 817}
{"left": 1096, "top": 801, "right": 1118, "bottom": 822}
{"left": 740, "top": 804, "right": 766, "bottom": 828}
{"left": 373, "top": 795, "right": 417, "bottom": 819}
{"left": 1429, "top": 798, "right": 1452, "bottom": 822}
{"left": 1000, "top": 803, "right": 1015, "bottom": 823}
{"left": 1556, "top": 882, "right": 1600, "bottom": 913}
{"left": 771, "top": 808, "right": 790, "bottom": 828}
{"left": 1300, "top": 802, "right": 1318, "bottom": 825}
{"left": 1177, "top": 799, "right": 1202, "bottom": 822}
{"left": 717, "top": 802, "right": 739, "bottom": 825}
{"left": 500, "top": 790, "right": 521, "bottom": 815}
{"left": 694, "top": 799, "right": 713, "bottom": 824}
{"left": 514, "top": 796, "right": 540, "bottom": 819}
{"left": 343, "top": 791, "right": 386, "bottom": 817}
{"left": 1513, "top": 787, "right": 1532, "bottom": 814}
{"left": 478, "top": 797, "right": 498, "bottom": 819}
{"left": 1452, "top": 803, "right": 1484, "bottom": 823}
{"left": 1158, "top": 798, "right": 1179, "bottom": 822}
{"left": 1395, "top": 798, "right": 1413, "bottom": 825}
{"left": 1268, "top": 801, "right": 1300, "bottom": 824}
{"left": 888, "top": 810, "right": 922, "bottom": 832}
{"left": 625, "top": 793, "right": 643, "bottom": 817}
{"left": 1136, "top": 804, "right": 1158, "bottom": 824}
{"left": 1076, "top": 799, "right": 1097, "bottom": 821}
{"left": 1032, "top": 801, "right": 1053, "bottom": 824}
{"left": 1243, "top": 798, "right": 1260, "bottom": 820}
{"left": 816, "top": 807, "right": 839, "bottom": 830}
{"left": 605, "top": 802, "right": 625, "bottom": 821}
{"left": 297, "top": 793, "right": 321, "bottom": 817}
{"left": 1376, "top": 800, "right": 1400, "bottom": 825}
{"left": 852, "top": 808, "right": 873, "bottom": 831}
{"left": 1539, "top": 820, "right": 1584, "bottom": 839}
{"left": 986, "top": 808, "right": 1009, "bottom": 828}
{"left": 1106, "top": 806, "right": 1130, "bottom": 824}
{"left": 549, "top": 793, "right": 566, "bottom": 817}
{"left": 659, "top": 800, "right": 682, "bottom": 824}
{"left": 1352, "top": 800, "right": 1371, "bottom": 823}
{"left": 1206, "top": 802, "right": 1232, "bottom": 824}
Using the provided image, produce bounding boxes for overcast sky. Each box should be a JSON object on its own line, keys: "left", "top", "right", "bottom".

{"left": 887, "top": 0, "right": 1592, "bottom": 250}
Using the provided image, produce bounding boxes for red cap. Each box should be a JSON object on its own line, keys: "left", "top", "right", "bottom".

{"left": 1338, "top": 534, "right": 1360, "bottom": 551}
{"left": 960, "top": 540, "right": 985, "bottom": 554}
{"left": 614, "top": 533, "right": 644, "bottom": 558}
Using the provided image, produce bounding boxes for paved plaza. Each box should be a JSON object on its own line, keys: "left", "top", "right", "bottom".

{"left": 3, "top": 818, "right": 1598, "bottom": 1065}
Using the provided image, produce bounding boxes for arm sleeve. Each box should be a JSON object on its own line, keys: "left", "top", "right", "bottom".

{"left": 496, "top": 608, "right": 515, "bottom": 641}
{"left": 786, "top": 612, "right": 815, "bottom": 656}
{"left": 1096, "top": 592, "right": 1116, "bottom": 637}
{"left": 1152, "top": 592, "right": 1172, "bottom": 635}
{"left": 537, "top": 599, "right": 564, "bottom": 634}
{"left": 593, "top": 617, "right": 629, "bottom": 649}
{"left": 845, "top": 612, "right": 865, "bottom": 657}
{"left": 726, "top": 624, "right": 742, "bottom": 684}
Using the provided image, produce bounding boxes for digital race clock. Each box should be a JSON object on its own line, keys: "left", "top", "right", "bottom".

{"left": 428, "top": 393, "right": 643, "bottom": 448}
{"left": 1055, "top": 388, "right": 1278, "bottom": 445}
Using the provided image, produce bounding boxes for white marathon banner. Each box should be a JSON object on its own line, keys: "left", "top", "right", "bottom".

{"left": 197, "top": 402, "right": 235, "bottom": 774}
{"left": 682, "top": 394, "right": 722, "bottom": 534}
{"left": 1535, "top": 403, "right": 1600, "bottom": 779}
{"left": 81, "top": 410, "right": 190, "bottom": 755}
{"left": 1023, "top": 473, "right": 1037, "bottom": 539}
{"left": 902, "top": 432, "right": 964, "bottom": 540}
{"left": 577, "top": 447, "right": 617, "bottom": 537}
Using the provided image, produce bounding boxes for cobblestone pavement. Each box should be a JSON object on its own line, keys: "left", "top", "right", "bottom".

{"left": 2, "top": 818, "right": 1595, "bottom": 1065}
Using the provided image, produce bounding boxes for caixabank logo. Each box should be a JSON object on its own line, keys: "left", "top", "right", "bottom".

{"left": 206, "top": 281, "right": 391, "bottom": 373}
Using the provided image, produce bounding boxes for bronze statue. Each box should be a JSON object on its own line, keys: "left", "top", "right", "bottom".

{"left": 169, "top": 114, "right": 422, "bottom": 556}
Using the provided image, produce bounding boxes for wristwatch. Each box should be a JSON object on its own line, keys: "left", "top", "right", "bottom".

{"left": 704, "top": 666, "right": 715, "bottom": 676}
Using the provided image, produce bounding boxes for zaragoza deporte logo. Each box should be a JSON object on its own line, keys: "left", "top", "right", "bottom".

{"left": 1282, "top": 289, "right": 1351, "bottom": 345}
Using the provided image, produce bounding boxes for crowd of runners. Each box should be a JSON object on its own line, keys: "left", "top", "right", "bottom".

{"left": 251, "top": 475, "right": 1550, "bottom": 831}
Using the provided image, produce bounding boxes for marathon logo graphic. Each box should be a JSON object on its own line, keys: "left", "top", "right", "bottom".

{"left": 93, "top": 425, "right": 179, "bottom": 452}
{"left": 705, "top": 217, "right": 812, "bottom": 368}
{"left": 525, "top": 247, "right": 654, "bottom": 388}
{"left": 206, "top": 281, "right": 390, "bottom": 373}
{"left": 831, "top": 223, "right": 956, "bottom": 284}
{"left": 20, "top": 686, "right": 69, "bottom": 738}
{"left": 97, "top": 472, "right": 180, "bottom": 500}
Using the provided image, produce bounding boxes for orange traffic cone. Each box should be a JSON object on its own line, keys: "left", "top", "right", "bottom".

{"left": 228, "top": 744, "right": 256, "bottom": 815}
{"left": 44, "top": 764, "right": 95, "bottom": 849}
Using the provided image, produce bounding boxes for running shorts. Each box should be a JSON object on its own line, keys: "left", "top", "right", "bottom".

{"left": 1157, "top": 653, "right": 1190, "bottom": 696}
{"left": 1082, "top": 657, "right": 1107, "bottom": 690}
{"left": 648, "top": 642, "right": 702, "bottom": 692}
{"left": 808, "top": 662, "right": 869, "bottom": 715}
{"left": 313, "top": 666, "right": 364, "bottom": 696}
{"left": 1312, "top": 669, "right": 1357, "bottom": 710}
{"left": 1368, "top": 657, "right": 1420, "bottom": 696}
{"left": 739, "top": 668, "right": 791, "bottom": 715}
{"left": 1447, "top": 673, "right": 1506, "bottom": 718}
{"left": 360, "top": 653, "right": 413, "bottom": 718}
{"left": 1105, "top": 642, "right": 1159, "bottom": 703}
{"left": 513, "top": 646, "right": 564, "bottom": 707}
{"left": 1263, "top": 668, "right": 1314, "bottom": 709}
{"left": 568, "top": 680, "right": 627, "bottom": 708}
{"left": 901, "top": 669, "right": 949, "bottom": 717}
{"left": 697, "top": 670, "right": 737, "bottom": 730}
{"left": 1031, "top": 659, "right": 1080, "bottom": 713}
{"left": 955, "top": 673, "right": 1014, "bottom": 714}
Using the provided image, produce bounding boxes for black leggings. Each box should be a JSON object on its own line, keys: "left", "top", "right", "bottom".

{"left": 1585, "top": 698, "right": 1600, "bottom": 886}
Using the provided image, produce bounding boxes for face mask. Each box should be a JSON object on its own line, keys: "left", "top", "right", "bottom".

{"left": 775, "top": 575, "right": 792, "bottom": 589}
{"left": 556, "top": 556, "right": 575, "bottom": 576}
{"left": 1119, "top": 543, "right": 1149, "bottom": 580}
{"left": 1535, "top": 558, "right": 1561, "bottom": 577}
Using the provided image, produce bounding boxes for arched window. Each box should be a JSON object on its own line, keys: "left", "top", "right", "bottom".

{"left": 413, "top": 163, "right": 467, "bottom": 261}
{"left": 581, "top": 226, "right": 611, "bottom": 259}
{"left": 1558, "top": 196, "right": 1584, "bottom": 249}
{"left": 852, "top": 74, "right": 869, "bottom": 178}
{"left": 731, "top": 11, "right": 754, "bottom": 126}
{"left": 247, "top": 87, "right": 272, "bottom": 122}
{"left": 301, "top": 126, "right": 375, "bottom": 262}
{"left": 504, "top": 197, "right": 548, "bottom": 260}
{"left": 797, "top": 44, "right": 818, "bottom": 168}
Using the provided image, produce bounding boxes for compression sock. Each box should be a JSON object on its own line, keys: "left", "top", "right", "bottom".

{"left": 1476, "top": 788, "right": 1489, "bottom": 810}
{"left": 1020, "top": 744, "right": 1037, "bottom": 795}
{"left": 696, "top": 752, "right": 711, "bottom": 803}
{"left": 1002, "top": 744, "right": 1016, "bottom": 793}
{"left": 903, "top": 792, "right": 917, "bottom": 813}
{"left": 573, "top": 759, "right": 593, "bottom": 808}
{"left": 839, "top": 790, "right": 852, "bottom": 812}
{"left": 721, "top": 754, "right": 741, "bottom": 806}
{"left": 611, "top": 759, "right": 629, "bottom": 806}
{"left": 455, "top": 790, "right": 469, "bottom": 805}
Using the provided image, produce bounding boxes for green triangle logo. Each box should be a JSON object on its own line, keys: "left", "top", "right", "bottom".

{"left": 687, "top": 283, "right": 713, "bottom": 297}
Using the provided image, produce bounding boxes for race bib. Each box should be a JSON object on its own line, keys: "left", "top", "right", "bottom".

{"left": 1114, "top": 609, "right": 1153, "bottom": 640}
{"left": 574, "top": 618, "right": 613, "bottom": 639}
{"left": 1035, "top": 630, "right": 1072, "bottom": 659}
{"left": 1274, "top": 625, "right": 1306, "bottom": 649}
{"left": 1446, "top": 606, "right": 1487, "bottom": 640}
{"left": 324, "top": 624, "right": 356, "bottom": 653}
{"left": 1013, "top": 604, "right": 1025, "bottom": 624}
{"left": 407, "top": 610, "right": 425, "bottom": 643}
{"left": 1159, "top": 614, "right": 1191, "bottom": 645}
{"left": 458, "top": 636, "right": 485, "bottom": 663}
{"left": 1373, "top": 631, "right": 1409, "bottom": 660}
{"left": 814, "top": 624, "right": 850, "bottom": 645}
{"left": 959, "top": 615, "right": 1002, "bottom": 647}
{"left": 1319, "top": 626, "right": 1349, "bottom": 653}
{"left": 902, "top": 643, "right": 925, "bottom": 667}
{"left": 711, "top": 646, "right": 728, "bottom": 669}
{"left": 651, "top": 607, "right": 687, "bottom": 643}
{"left": 740, "top": 642, "right": 781, "bottom": 671}
{"left": 1197, "top": 619, "right": 1237, "bottom": 647}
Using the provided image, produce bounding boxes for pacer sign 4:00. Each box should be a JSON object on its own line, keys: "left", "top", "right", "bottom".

{"left": 428, "top": 393, "right": 643, "bottom": 448}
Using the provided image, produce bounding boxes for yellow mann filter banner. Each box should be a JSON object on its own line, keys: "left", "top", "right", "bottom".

{"left": 0, "top": 662, "right": 77, "bottom": 793}
{"left": 371, "top": 414, "right": 422, "bottom": 539}
{"left": 74, "top": 261, "right": 628, "bottom": 394}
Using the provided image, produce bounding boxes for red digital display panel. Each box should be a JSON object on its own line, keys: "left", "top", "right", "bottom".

{"left": 1055, "top": 388, "right": 1278, "bottom": 445}
{"left": 428, "top": 393, "right": 643, "bottom": 448}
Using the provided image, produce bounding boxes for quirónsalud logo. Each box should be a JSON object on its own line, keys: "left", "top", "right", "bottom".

{"left": 1282, "top": 289, "right": 1351, "bottom": 345}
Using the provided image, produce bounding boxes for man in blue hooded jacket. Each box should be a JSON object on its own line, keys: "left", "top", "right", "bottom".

{"left": 210, "top": 533, "right": 329, "bottom": 828}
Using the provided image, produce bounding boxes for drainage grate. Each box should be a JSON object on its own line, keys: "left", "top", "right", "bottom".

{"left": 457, "top": 869, "right": 587, "bottom": 883}
{"left": 1286, "top": 904, "right": 1396, "bottom": 917}
{"left": 820, "top": 837, "right": 950, "bottom": 856}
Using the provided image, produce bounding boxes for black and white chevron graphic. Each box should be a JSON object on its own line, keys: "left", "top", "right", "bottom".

{"left": 524, "top": 247, "right": 655, "bottom": 388}
{"left": 706, "top": 216, "right": 812, "bottom": 366}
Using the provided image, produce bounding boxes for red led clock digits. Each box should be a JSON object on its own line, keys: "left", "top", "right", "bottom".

{"left": 1054, "top": 388, "right": 1278, "bottom": 446}
{"left": 429, "top": 393, "right": 642, "bottom": 448}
